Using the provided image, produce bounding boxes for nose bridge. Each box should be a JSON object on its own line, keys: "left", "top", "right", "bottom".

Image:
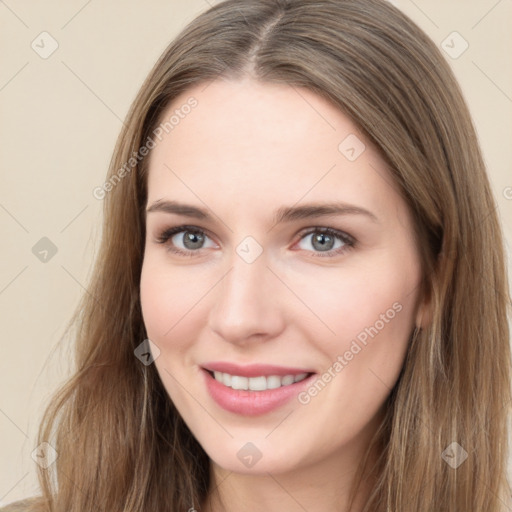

{"left": 225, "top": 255, "right": 264, "bottom": 307}
{"left": 208, "top": 247, "right": 284, "bottom": 343}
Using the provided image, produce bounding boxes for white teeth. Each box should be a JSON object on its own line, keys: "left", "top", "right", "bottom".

{"left": 211, "top": 371, "right": 310, "bottom": 391}
{"left": 248, "top": 376, "right": 267, "bottom": 391}
{"left": 231, "top": 375, "right": 249, "bottom": 390}
{"left": 281, "top": 375, "right": 295, "bottom": 386}
{"left": 222, "top": 372, "right": 231, "bottom": 386}
{"left": 266, "top": 375, "right": 282, "bottom": 389}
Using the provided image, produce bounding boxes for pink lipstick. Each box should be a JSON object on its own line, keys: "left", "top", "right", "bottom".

{"left": 201, "top": 362, "right": 316, "bottom": 416}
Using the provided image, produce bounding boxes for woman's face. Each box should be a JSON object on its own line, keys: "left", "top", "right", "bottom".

{"left": 140, "top": 78, "right": 429, "bottom": 476}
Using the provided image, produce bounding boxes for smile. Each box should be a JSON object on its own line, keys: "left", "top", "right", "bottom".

{"left": 210, "top": 370, "right": 311, "bottom": 391}
{"left": 202, "top": 367, "right": 317, "bottom": 416}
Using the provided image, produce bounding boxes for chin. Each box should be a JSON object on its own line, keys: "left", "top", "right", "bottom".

{"left": 199, "top": 436, "right": 305, "bottom": 476}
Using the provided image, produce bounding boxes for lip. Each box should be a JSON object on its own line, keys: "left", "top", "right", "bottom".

{"left": 201, "top": 361, "right": 316, "bottom": 377}
{"left": 201, "top": 367, "right": 317, "bottom": 416}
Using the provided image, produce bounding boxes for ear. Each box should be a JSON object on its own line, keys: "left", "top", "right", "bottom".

{"left": 415, "top": 288, "right": 433, "bottom": 329}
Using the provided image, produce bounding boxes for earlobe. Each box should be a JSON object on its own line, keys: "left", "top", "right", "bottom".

{"left": 415, "top": 291, "right": 433, "bottom": 329}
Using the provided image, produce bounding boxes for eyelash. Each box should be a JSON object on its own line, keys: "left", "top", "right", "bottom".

{"left": 154, "top": 224, "right": 356, "bottom": 258}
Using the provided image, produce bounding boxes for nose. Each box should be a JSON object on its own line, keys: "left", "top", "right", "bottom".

{"left": 207, "top": 251, "right": 286, "bottom": 346}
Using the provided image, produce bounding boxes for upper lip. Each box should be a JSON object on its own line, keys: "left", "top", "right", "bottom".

{"left": 202, "top": 361, "right": 316, "bottom": 378}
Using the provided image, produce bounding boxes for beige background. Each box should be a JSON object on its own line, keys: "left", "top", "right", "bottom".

{"left": 1, "top": 0, "right": 511, "bottom": 505}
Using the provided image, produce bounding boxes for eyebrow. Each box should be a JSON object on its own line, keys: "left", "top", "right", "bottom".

{"left": 146, "top": 199, "right": 379, "bottom": 225}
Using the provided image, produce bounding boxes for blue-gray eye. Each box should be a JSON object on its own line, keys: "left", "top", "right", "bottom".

{"left": 296, "top": 227, "right": 355, "bottom": 256}
{"left": 157, "top": 226, "right": 216, "bottom": 253}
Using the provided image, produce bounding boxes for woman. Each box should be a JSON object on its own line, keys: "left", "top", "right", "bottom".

{"left": 4, "top": 0, "right": 511, "bottom": 510}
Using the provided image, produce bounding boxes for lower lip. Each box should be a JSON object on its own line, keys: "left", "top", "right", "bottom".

{"left": 202, "top": 368, "right": 316, "bottom": 416}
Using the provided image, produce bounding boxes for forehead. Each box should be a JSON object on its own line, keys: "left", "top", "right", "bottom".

{"left": 150, "top": 77, "right": 367, "bottom": 163}
{"left": 145, "top": 78, "right": 404, "bottom": 226}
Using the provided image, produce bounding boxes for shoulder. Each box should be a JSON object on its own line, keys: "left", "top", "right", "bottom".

{"left": 0, "top": 497, "right": 42, "bottom": 512}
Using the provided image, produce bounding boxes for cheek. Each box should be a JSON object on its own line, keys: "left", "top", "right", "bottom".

{"left": 296, "top": 263, "right": 418, "bottom": 431}
{"left": 291, "top": 261, "right": 418, "bottom": 344}
{"left": 296, "top": 261, "right": 420, "bottom": 397}
{"left": 328, "top": 257, "right": 420, "bottom": 383}
{"left": 140, "top": 266, "right": 174, "bottom": 340}
{"left": 139, "top": 259, "right": 219, "bottom": 424}
{"left": 139, "top": 259, "right": 211, "bottom": 350}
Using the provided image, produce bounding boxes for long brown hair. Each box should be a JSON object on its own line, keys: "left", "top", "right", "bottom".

{"left": 20, "top": 0, "right": 512, "bottom": 510}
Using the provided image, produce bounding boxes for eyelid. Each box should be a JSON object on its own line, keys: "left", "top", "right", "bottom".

{"left": 297, "top": 226, "right": 355, "bottom": 244}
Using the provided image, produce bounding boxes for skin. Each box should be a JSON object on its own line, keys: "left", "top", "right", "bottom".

{"left": 140, "top": 78, "right": 431, "bottom": 512}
